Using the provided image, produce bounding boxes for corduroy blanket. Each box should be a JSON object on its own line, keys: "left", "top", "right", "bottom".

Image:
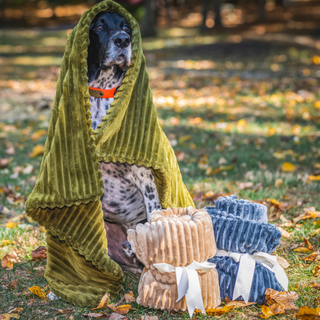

{"left": 25, "top": 0, "right": 194, "bottom": 307}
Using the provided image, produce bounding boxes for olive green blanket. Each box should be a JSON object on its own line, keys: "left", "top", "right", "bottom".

{"left": 25, "top": 0, "right": 194, "bottom": 307}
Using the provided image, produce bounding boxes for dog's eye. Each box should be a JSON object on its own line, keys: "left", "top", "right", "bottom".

{"left": 123, "top": 26, "right": 130, "bottom": 32}
{"left": 96, "top": 25, "right": 104, "bottom": 31}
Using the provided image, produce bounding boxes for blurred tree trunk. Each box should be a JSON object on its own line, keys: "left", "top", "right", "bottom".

{"left": 140, "top": 0, "right": 157, "bottom": 37}
{"left": 213, "top": 0, "right": 222, "bottom": 27}
{"left": 201, "top": 0, "right": 209, "bottom": 33}
{"left": 259, "top": 0, "right": 266, "bottom": 20}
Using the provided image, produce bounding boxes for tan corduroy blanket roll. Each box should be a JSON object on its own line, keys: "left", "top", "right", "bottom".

{"left": 128, "top": 207, "right": 221, "bottom": 312}
{"left": 25, "top": 0, "right": 194, "bottom": 307}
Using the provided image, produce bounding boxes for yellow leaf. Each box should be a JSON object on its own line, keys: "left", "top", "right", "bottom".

{"left": 115, "top": 304, "right": 132, "bottom": 315}
{"left": 313, "top": 56, "right": 320, "bottom": 65}
{"left": 294, "top": 247, "right": 311, "bottom": 253}
{"left": 6, "top": 222, "right": 17, "bottom": 229}
{"left": 267, "top": 198, "right": 280, "bottom": 206}
{"left": 296, "top": 306, "right": 320, "bottom": 319}
{"left": 267, "top": 127, "right": 276, "bottom": 136}
{"left": 28, "top": 286, "right": 48, "bottom": 300}
{"left": 273, "top": 152, "right": 285, "bottom": 159}
{"left": 0, "top": 240, "right": 14, "bottom": 247}
{"left": 195, "top": 305, "right": 234, "bottom": 316}
{"left": 225, "top": 301, "right": 255, "bottom": 308}
{"left": 301, "top": 252, "right": 320, "bottom": 262}
{"left": 309, "top": 228, "right": 320, "bottom": 238}
{"left": 277, "top": 227, "right": 290, "bottom": 238}
{"left": 92, "top": 293, "right": 111, "bottom": 310}
{"left": 0, "top": 314, "right": 20, "bottom": 319}
{"left": 314, "top": 101, "right": 320, "bottom": 109}
{"left": 189, "top": 117, "right": 202, "bottom": 125}
{"left": 281, "top": 162, "right": 296, "bottom": 172}
{"left": 308, "top": 175, "right": 320, "bottom": 181}
{"left": 30, "top": 130, "right": 47, "bottom": 142}
{"left": 312, "top": 265, "right": 320, "bottom": 277}
{"left": 178, "top": 135, "right": 192, "bottom": 145}
{"left": 237, "top": 119, "right": 247, "bottom": 127}
{"left": 293, "top": 211, "right": 320, "bottom": 224}
{"left": 275, "top": 178, "right": 283, "bottom": 188}
{"left": 28, "top": 145, "right": 45, "bottom": 158}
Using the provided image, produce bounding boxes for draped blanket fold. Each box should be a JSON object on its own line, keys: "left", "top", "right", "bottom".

{"left": 25, "top": 0, "right": 194, "bottom": 306}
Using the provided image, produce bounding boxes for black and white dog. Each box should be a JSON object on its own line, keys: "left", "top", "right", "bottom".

{"left": 87, "top": 12, "right": 162, "bottom": 272}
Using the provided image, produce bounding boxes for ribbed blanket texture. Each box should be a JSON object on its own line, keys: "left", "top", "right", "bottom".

{"left": 25, "top": 0, "right": 194, "bottom": 306}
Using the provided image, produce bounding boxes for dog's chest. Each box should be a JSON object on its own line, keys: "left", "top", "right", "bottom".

{"left": 89, "top": 97, "right": 113, "bottom": 130}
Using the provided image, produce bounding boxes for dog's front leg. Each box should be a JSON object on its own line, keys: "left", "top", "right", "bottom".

{"left": 130, "top": 164, "right": 162, "bottom": 221}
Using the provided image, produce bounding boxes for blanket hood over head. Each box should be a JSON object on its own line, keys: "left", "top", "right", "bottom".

{"left": 25, "top": 0, "right": 194, "bottom": 307}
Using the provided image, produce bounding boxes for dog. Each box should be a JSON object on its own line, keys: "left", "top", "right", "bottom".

{"left": 87, "top": 12, "right": 162, "bottom": 272}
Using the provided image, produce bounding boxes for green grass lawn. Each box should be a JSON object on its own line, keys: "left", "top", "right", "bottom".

{"left": 0, "top": 27, "right": 320, "bottom": 319}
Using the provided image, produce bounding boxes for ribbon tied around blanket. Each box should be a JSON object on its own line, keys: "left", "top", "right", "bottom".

{"left": 153, "top": 261, "right": 216, "bottom": 318}
{"left": 215, "top": 250, "right": 288, "bottom": 303}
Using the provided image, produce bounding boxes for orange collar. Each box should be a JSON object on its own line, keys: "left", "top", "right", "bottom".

{"left": 89, "top": 86, "right": 118, "bottom": 99}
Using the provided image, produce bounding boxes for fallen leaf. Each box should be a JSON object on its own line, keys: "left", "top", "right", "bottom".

{"left": 28, "top": 145, "right": 45, "bottom": 158}
{"left": 309, "top": 228, "right": 320, "bottom": 238}
{"left": 123, "top": 292, "right": 135, "bottom": 303}
{"left": 312, "top": 265, "right": 320, "bottom": 277}
{"left": 109, "top": 313, "right": 127, "bottom": 320}
{"left": 175, "top": 151, "right": 186, "bottom": 162}
{"left": 304, "top": 238, "right": 314, "bottom": 251}
{"left": 0, "top": 314, "right": 20, "bottom": 319}
{"left": 7, "top": 307, "right": 23, "bottom": 314}
{"left": 294, "top": 247, "right": 312, "bottom": 253}
{"left": 31, "top": 246, "right": 47, "bottom": 261}
{"left": 198, "top": 155, "right": 208, "bottom": 170}
{"left": 281, "top": 162, "right": 296, "bottom": 172}
{"left": 0, "top": 158, "right": 10, "bottom": 169}
{"left": 6, "top": 222, "right": 17, "bottom": 229}
{"left": 311, "top": 282, "right": 320, "bottom": 289}
{"left": 22, "top": 164, "right": 34, "bottom": 174}
{"left": 198, "top": 305, "right": 235, "bottom": 316}
{"left": 301, "top": 252, "right": 320, "bottom": 263}
{"left": 31, "top": 130, "right": 48, "bottom": 141}
{"left": 278, "top": 227, "right": 290, "bottom": 238}
{"left": 276, "top": 256, "right": 290, "bottom": 269}
{"left": 236, "top": 181, "right": 254, "bottom": 190}
{"left": 1, "top": 253, "right": 17, "bottom": 268}
{"left": 296, "top": 306, "right": 320, "bottom": 319}
{"left": 275, "top": 178, "right": 284, "bottom": 188}
{"left": 114, "top": 305, "right": 132, "bottom": 315}
{"left": 225, "top": 301, "right": 255, "bottom": 308}
{"left": 0, "top": 240, "right": 14, "bottom": 247}
{"left": 264, "top": 288, "right": 298, "bottom": 309}
{"left": 28, "top": 286, "right": 48, "bottom": 300}
{"left": 293, "top": 211, "right": 320, "bottom": 224}
{"left": 140, "top": 316, "right": 158, "bottom": 320}
{"left": 308, "top": 175, "right": 320, "bottom": 181}
{"left": 260, "top": 304, "right": 285, "bottom": 318}
{"left": 5, "top": 146, "right": 15, "bottom": 155}
{"left": 82, "top": 313, "right": 108, "bottom": 319}
{"left": 92, "top": 293, "right": 111, "bottom": 310}
{"left": 6, "top": 280, "right": 18, "bottom": 289}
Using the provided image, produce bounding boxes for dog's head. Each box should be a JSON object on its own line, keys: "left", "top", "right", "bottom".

{"left": 88, "top": 12, "right": 132, "bottom": 80}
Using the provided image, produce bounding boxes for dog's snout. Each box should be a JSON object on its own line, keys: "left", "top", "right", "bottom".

{"left": 114, "top": 34, "right": 130, "bottom": 48}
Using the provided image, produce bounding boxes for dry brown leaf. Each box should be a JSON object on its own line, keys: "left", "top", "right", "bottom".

{"left": 6, "top": 280, "right": 18, "bottom": 289}
{"left": 312, "top": 265, "right": 320, "bottom": 277}
{"left": 115, "top": 305, "right": 132, "bottom": 315}
{"left": 123, "top": 291, "right": 135, "bottom": 303}
{"left": 31, "top": 246, "right": 47, "bottom": 261}
{"left": 304, "top": 238, "right": 314, "bottom": 251}
{"left": 109, "top": 313, "right": 127, "bottom": 320}
{"left": 82, "top": 313, "right": 108, "bottom": 319}
{"left": 1, "top": 253, "right": 17, "bottom": 268}
{"left": 28, "top": 145, "right": 45, "bottom": 158}
{"left": 264, "top": 288, "right": 298, "bottom": 310}
{"left": 7, "top": 307, "right": 23, "bottom": 314}
{"left": 5, "top": 146, "right": 15, "bottom": 155}
{"left": 236, "top": 181, "right": 254, "bottom": 190}
{"left": 92, "top": 293, "right": 111, "bottom": 310}
{"left": 0, "top": 158, "right": 10, "bottom": 169}
{"left": 301, "top": 252, "right": 320, "bottom": 262}
{"left": 260, "top": 304, "right": 285, "bottom": 318}
{"left": 296, "top": 306, "right": 320, "bottom": 320}
{"left": 225, "top": 301, "right": 255, "bottom": 308}
{"left": 140, "top": 316, "right": 158, "bottom": 320}
{"left": 277, "top": 227, "right": 290, "bottom": 238}
{"left": 276, "top": 256, "right": 290, "bottom": 269}
{"left": 0, "top": 314, "right": 20, "bottom": 319}
{"left": 293, "top": 211, "right": 320, "bottom": 224}
{"left": 311, "top": 282, "right": 320, "bottom": 290}
{"left": 31, "top": 130, "right": 48, "bottom": 141}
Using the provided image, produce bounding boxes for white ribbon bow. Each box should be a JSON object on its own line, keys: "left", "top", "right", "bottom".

{"left": 153, "top": 261, "right": 216, "bottom": 318}
{"left": 216, "top": 250, "right": 288, "bottom": 304}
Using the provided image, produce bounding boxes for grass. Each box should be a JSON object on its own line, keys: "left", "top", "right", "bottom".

{"left": 0, "top": 26, "right": 320, "bottom": 319}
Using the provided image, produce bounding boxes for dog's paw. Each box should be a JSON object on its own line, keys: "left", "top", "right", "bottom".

{"left": 47, "top": 291, "right": 61, "bottom": 301}
{"left": 122, "top": 240, "right": 134, "bottom": 258}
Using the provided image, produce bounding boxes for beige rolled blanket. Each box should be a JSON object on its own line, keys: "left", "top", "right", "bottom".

{"left": 127, "top": 207, "right": 221, "bottom": 313}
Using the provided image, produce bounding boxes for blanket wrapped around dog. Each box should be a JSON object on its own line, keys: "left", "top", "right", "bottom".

{"left": 25, "top": 0, "right": 194, "bottom": 307}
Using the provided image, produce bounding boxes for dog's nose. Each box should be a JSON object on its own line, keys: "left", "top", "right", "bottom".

{"left": 114, "top": 34, "right": 130, "bottom": 48}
